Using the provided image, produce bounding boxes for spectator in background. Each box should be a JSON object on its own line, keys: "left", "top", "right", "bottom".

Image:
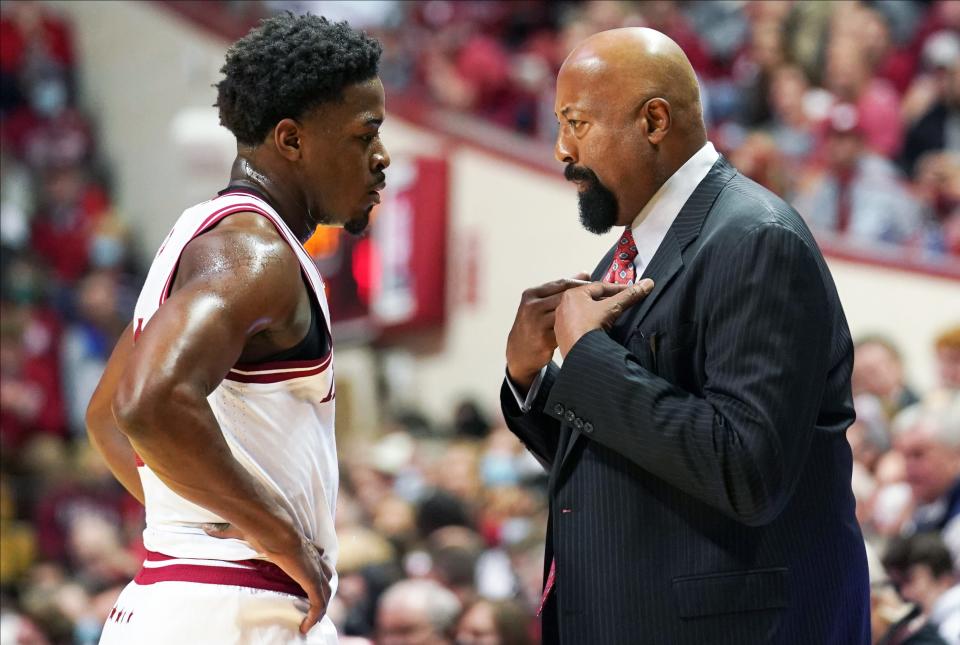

{"left": 868, "top": 540, "right": 948, "bottom": 645}
{"left": 764, "top": 64, "right": 825, "bottom": 165}
{"left": 453, "top": 399, "right": 492, "bottom": 440}
{"left": 900, "top": 31, "right": 960, "bottom": 178}
{"left": 0, "top": 295, "right": 64, "bottom": 454}
{"left": 0, "top": 0, "right": 75, "bottom": 117}
{"left": 893, "top": 396, "right": 960, "bottom": 567}
{"left": 31, "top": 443, "right": 139, "bottom": 585}
{"left": 935, "top": 325, "right": 960, "bottom": 391}
{"left": 60, "top": 270, "right": 128, "bottom": 435}
{"left": 894, "top": 533, "right": 960, "bottom": 645}
{"left": 871, "top": 448, "right": 916, "bottom": 540}
{"left": 733, "top": 16, "right": 787, "bottom": 128}
{"left": 913, "top": 151, "right": 960, "bottom": 256}
{"left": 858, "top": 4, "right": 918, "bottom": 96}
{"left": 29, "top": 164, "right": 109, "bottom": 284}
{"left": 854, "top": 335, "right": 922, "bottom": 420}
{"left": 455, "top": 598, "right": 532, "bottom": 645}
{"left": 376, "top": 578, "right": 461, "bottom": 645}
{"left": 824, "top": 22, "right": 903, "bottom": 158}
{"left": 849, "top": 394, "right": 893, "bottom": 474}
{"left": 792, "top": 103, "right": 922, "bottom": 245}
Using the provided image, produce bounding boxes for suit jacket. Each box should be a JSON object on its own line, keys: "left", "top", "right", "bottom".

{"left": 501, "top": 157, "right": 870, "bottom": 644}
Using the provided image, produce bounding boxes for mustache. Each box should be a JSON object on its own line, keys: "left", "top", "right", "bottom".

{"left": 369, "top": 173, "right": 386, "bottom": 189}
{"left": 564, "top": 164, "right": 599, "bottom": 184}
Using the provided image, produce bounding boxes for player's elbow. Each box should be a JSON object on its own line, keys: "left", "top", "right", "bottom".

{"left": 84, "top": 387, "right": 109, "bottom": 439}
{"left": 112, "top": 375, "right": 170, "bottom": 440}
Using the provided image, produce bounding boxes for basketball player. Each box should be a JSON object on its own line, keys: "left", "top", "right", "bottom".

{"left": 84, "top": 14, "right": 389, "bottom": 644}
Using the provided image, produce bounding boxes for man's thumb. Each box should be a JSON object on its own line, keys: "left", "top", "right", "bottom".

{"left": 202, "top": 522, "right": 243, "bottom": 540}
{"left": 615, "top": 279, "right": 654, "bottom": 309}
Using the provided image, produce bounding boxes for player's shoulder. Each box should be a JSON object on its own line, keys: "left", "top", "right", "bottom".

{"left": 178, "top": 211, "right": 300, "bottom": 290}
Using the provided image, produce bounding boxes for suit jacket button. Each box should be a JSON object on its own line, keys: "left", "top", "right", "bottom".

{"left": 553, "top": 403, "right": 565, "bottom": 416}
{"left": 565, "top": 410, "right": 576, "bottom": 423}
{"left": 583, "top": 422, "right": 594, "bottom": 433}
{"left": 574, "top": 417, "right": 584, "bottom": 430}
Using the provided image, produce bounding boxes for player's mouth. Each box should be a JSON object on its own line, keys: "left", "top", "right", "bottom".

{"left": 367, "top": 180, "right": 386, "bottom": 204}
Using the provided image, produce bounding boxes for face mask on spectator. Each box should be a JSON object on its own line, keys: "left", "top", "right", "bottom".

{"left": 29, "top": 78, "right": 67, "bottom": 118}
{"left": 89, "top": 234, "right": 125, "bottom": 269}
{"left": 480, "top": 454, "right": 519, "bottom": 487}
{"left": 500, "top": 517, "right": 532, "bottom": 545}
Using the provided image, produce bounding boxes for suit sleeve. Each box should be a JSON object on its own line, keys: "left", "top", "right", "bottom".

{"left": 500, "top": 362, "right": 563, "bottom": 471}
{"left": 544, "top": 224, "right": 833, "bottom": 526}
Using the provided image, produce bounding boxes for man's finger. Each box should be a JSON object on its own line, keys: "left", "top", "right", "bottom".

{"left": 202, "top": 523, "right": 245, "bottom": 541}
{"left": 572, "top": 271, "right": 591, "bottom": 281}
{"left": 607, "top": 279, "right": 655, "bottom": 312}
{"left": 299, "top": 588, "right": 323, "bottom": 635}
{"left": 531, "top": 278, "right": 592, "bottom": 298}
{"left": 582, "top": 281, "right": 633, "bottom": 300}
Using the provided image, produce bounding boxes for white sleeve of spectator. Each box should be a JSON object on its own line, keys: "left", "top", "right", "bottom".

{"left": 505, "top": 366, "right": 546, "bottom": 413}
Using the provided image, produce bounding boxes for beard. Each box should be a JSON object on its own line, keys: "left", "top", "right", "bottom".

{"left": 564, "top": 164, "right": 619, "bottom": 235}
{"left": 343, "top": 208, "right": 371, "bottom": 236}
{"left": 310, "top": 207, "right": 370, "bottom": 237}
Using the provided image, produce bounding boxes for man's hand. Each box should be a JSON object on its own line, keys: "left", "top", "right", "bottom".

{"left": 506, "top": 275, "right": 592, "bottom": 391}
{"left": 204, "top": 522, "right": 334, "bottom": 635}
{"left": 554, "top": 278, "right": 654, "bottom": 357}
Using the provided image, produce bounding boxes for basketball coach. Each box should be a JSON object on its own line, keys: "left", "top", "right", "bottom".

{"left": 501, "top": 28, "right": 870, "bottom": 644}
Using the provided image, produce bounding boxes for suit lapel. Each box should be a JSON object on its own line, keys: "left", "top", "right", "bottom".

{"left": 551, "top": 156, "right": 737, "bottom": 484}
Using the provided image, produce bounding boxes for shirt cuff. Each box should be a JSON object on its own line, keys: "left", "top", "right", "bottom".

{"left": 505, "top": 366, "right": 546, "bottom": 413}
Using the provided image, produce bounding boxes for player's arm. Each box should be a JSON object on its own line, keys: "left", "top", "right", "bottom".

{"left": 112, "top": 216, "right": 330, "bottom": 633}
{"left": 85, "top": 321, "right": 145, "bottom": 504}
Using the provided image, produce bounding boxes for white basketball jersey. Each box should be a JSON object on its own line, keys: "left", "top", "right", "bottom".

{"left": 131, "top": 190, "right": 339, "bottom": 576}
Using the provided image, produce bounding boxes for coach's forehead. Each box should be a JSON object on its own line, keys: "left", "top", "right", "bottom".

{"left": 556, "top": 28, "right": 701, "bottom": 118}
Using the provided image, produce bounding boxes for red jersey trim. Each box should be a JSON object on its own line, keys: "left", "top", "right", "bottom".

{"left": 151, "top": 196, "right": 334, "bottom": 383}
{"left": 158, "top": 202, "right": 272, "bottom": 306}
{"left": 225, "top": 353, "right": 332, "bottom": 383}
{"left": 134, "top": 551, "right": 306, "bottom": 598}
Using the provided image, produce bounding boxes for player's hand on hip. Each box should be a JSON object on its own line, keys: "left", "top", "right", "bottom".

{"left": 506, "top": 274, "right": 592, "bottom": 391}
{"left": 204, "top": 522, "right": 334, "bottom": 635}
{"left": 554, "top": 278, "right": 654, "bottom": 358}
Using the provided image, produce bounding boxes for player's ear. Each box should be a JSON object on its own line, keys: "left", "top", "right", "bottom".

{"left": 274, "top": 118, "right": 302, "bottom": 160}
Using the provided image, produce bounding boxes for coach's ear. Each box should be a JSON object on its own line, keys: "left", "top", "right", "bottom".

{"left": 274, "top": 118, "right": 302, "bottom": 161}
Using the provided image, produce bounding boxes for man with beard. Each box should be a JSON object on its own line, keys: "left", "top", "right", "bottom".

{"left": 501, "top": 28, "right": 869, "bottom": 644}
{"left": 84, "top": 14, "right": 389, "bottom": 644}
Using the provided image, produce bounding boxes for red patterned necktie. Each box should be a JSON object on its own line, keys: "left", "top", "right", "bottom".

{"left": 604, "top": 227, "right": 639, "bottom": 284}
{"left": 536, "top": 229, "right": 639, "bottom": 617}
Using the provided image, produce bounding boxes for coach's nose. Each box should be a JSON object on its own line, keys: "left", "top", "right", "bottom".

{"left": 555, "top": 129, "right": 577, "bottom": 165}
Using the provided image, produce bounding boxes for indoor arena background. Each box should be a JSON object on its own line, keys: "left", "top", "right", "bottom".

{"left": 1, "top": 1, "right": 959, "bottom": 643}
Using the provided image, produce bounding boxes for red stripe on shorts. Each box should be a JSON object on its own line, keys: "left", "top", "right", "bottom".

{"left": 134, "top": 551, "right": 306, "bottom": 598}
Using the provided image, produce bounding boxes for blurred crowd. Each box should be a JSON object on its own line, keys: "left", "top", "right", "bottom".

{"left": 849, "top": 327, "right": 960, "bottom": 644}
{"left": 321, "top": 0, "right": 960, "bottom": 259}
{"left": 1, "top": 1, "right": 959, "bottom": 644}
{"left": 1, "top": 1, "right": 147, "bottom": 643}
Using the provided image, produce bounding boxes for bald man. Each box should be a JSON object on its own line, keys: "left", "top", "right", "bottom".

{"left": 501, "top": 28, "right": 869, "bottom": 644}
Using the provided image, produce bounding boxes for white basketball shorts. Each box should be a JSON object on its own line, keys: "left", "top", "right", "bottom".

{"left": 99, "top": 552, "right": 337, "bottom": 645}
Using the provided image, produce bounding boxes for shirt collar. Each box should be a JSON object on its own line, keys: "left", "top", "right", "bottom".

{"left": 630, "top": 141, "right": 719, "bottom": 269}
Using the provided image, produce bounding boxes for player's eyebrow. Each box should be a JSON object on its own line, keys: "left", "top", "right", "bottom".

{"left": 557, "top": 106, "right": 584, "bottom": 119}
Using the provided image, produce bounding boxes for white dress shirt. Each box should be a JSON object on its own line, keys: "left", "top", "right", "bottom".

{"left": 508, "top": 141, "right": 720, "bottom": 411}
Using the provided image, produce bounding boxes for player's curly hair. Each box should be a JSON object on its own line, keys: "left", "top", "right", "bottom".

{"left": 215, "top": 13, "right": 382, "bottom": 146}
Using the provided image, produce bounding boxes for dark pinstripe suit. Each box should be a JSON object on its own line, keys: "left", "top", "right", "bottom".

{"left": 501, "top": 157, "right": 870, "bottom": 644}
